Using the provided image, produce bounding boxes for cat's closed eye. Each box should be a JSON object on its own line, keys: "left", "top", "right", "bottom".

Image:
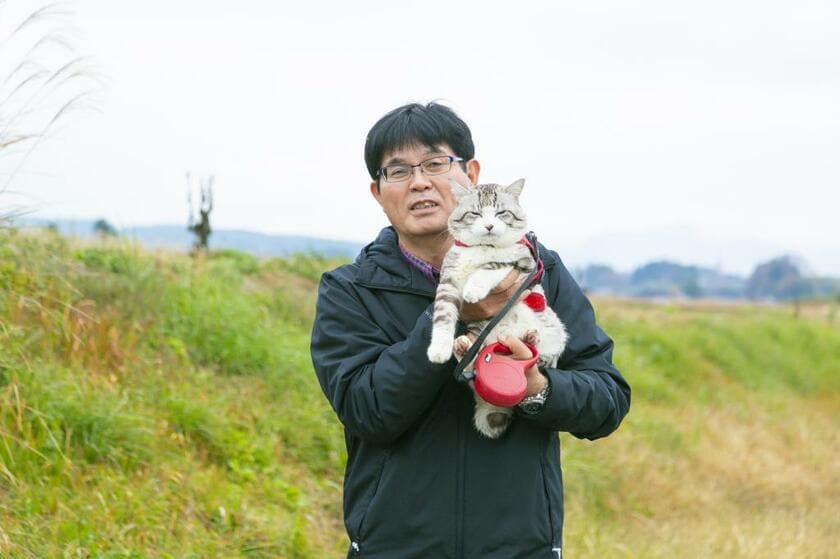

{"left": 456, "top": 211, "right": 481, "bottom": 223}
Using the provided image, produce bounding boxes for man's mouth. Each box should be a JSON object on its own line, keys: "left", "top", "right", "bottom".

{"left": 410, "top": 201, "right": 439, "bottom": 210}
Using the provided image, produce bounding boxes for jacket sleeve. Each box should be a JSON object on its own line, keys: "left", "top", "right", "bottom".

{"left": 310, "top": 270, "right": 453, "bottom": 445}
{"left": 523, "top": 253, "right": 631, "bottom": 440}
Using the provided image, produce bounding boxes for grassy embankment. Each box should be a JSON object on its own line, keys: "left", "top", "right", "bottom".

{"left": 1, "top": 228, "right": 838, "bottom": 558}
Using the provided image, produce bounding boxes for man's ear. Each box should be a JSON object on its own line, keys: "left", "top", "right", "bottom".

{"left": 466, "top": 159, "right": 481, "bottom": 185}
{"left": 370, "top": 180, "right": 382, "bottom": 204}
{"left": 448, "top": 178, "right": 471, "bottom": 198}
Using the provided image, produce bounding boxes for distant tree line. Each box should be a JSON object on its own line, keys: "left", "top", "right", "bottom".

{"left": 745, "top": 256, "right": 839, "bottom": 301}
{"left": 575, "top": 255, "right": 840, "bottom": 301}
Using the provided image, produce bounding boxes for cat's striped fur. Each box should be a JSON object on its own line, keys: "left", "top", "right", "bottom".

{"left": 427, "top": 179, "right": 568, "bottom": 438}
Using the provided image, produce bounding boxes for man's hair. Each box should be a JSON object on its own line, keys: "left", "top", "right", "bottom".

{"left": 364, "top": 102, "right": 475, "bottom": 182}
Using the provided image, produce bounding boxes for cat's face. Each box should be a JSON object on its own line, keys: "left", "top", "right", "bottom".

{"left": 448, "top": 179, "right": 528, "bottom": 247}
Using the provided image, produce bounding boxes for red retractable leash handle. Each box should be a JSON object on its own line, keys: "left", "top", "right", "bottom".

{"left": 473, "top": 341, "right": 539, "bottom": 407}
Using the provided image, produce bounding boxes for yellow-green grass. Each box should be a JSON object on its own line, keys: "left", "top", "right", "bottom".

{"left": 563, "top": 298, "right": 840, "bottom": 558}
{"left": 1, "top": 228, "right": 838, "bottom": 557}
{"left": 1, "top": 230, "right": 347, "bottom": 557}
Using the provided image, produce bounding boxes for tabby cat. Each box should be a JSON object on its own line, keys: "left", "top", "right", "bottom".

{"left": 427, "top": 178, "right": 568, "bottom": 438}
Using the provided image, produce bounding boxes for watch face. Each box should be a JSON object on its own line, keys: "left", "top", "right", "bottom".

{"left": 520, "top": 401, "right": 544, "bottom": 414}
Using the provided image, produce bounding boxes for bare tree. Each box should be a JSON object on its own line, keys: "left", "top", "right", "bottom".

{"left": 186, "top": 171, "right": 214, "bottom": 252}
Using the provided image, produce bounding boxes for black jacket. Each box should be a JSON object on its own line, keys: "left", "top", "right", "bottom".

{"left": 311, "top": 227, "right": 630, "bottom": 558}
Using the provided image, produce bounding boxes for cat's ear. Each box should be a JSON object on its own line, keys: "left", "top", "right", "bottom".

{"left": 449, "top": 179, "right": 471, "bottom": 198}
{"left": 506, "top": 178, "right": 526, "bottom": 198}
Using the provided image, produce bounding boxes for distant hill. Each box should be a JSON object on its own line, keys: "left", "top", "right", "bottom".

{"left": 19, "top": 218, "right": 840, "bottom": 301}
{"left": 21, "top": 218, "right": 364, "bottom": 259}
{"left": 746, "top": 255, "right": 840, "bottom": 301}
{"left": 576, "top": 260, "right": 747, "bottom": 299}
{"left": 575, "top": 257, "right": 840, "bottom": 301}
{"left": 628, "top": 261, "right": 747, "bottom": 299}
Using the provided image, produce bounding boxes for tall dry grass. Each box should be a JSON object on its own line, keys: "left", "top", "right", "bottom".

{"left": 1, "top": 0, "right": 101, "bottom": 221}
{"left": 560, "top": 298, "right": 840, "bottom": 558}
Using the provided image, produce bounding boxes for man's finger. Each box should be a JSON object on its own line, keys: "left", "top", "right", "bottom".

{"left": 498, "top": 335, "right": 533, "bottom": 360}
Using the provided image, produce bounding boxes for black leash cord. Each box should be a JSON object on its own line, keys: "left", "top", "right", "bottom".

{"left": 451, "top": 232, "right": 540, "bottom": 382}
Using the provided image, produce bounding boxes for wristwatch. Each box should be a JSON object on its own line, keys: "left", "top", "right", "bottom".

{"left": 517, "top": 369, "right": 551, "bottom": 415}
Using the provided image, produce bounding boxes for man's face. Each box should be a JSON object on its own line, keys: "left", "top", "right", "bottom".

{"left": 369, "top": 143, "right": 480, "bottom": 247}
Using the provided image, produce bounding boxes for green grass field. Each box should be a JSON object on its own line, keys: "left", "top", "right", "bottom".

{"left": 1, "top": 229, "right": 838, "bottom": 558}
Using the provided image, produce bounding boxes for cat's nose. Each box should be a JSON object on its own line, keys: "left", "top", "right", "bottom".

{"left": 485, "top": 224, "right": 494, "bottom": 231}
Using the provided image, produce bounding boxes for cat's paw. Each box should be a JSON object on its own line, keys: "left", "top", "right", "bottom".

{"left": 473, "top": 407, "right": 513, "bottom": 439}
{"left": 427, "top": 337, "right": 453, "bottom": 363}
{"left": 522, "top": 329, "right": 540, "bottom": 347}
{"left": 461, "top": 283, "right": 490, "bottom": 304}
{"left": 473, "top": 395, "right": 513, "bottom": 438}
{"left": 453, "top": 335, "right": 473, "bottom": 361}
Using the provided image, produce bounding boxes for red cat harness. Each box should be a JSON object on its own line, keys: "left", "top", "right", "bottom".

{"left": 453, "top": 236, "right": 546, "bottom": 312}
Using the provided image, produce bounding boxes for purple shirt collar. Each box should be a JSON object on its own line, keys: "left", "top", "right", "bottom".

{"left": 398, "top": 244, "right": 440, "bottom": 285}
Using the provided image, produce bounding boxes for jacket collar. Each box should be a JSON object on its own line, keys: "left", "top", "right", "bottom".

{"left": 354, "top": 227, "right": 437, "bottom": 296}
{"left": 353, "top": 227, "right": 556, "bottom": 295}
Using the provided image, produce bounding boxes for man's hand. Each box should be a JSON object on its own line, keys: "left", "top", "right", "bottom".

{"left": 498, "top": 335, "right": 547, "bottom": 397}
{"left": 459, "top": 332, "right": 548, "bottom": 398}
{"left": 460, "top": 269, "right": 528, "bottom": 323}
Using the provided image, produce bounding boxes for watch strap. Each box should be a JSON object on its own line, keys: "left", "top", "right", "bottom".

{"left": 518, "top": 369, "right": 550, "bottom": 414}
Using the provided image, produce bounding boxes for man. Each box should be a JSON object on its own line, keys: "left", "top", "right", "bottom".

{"left": 310, "top": 102, "right": 630, "bottom": 558}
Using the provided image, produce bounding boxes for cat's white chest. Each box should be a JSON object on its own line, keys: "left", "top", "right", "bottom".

{"left": 448, "top": 245, "right": 523, "bottom": 285}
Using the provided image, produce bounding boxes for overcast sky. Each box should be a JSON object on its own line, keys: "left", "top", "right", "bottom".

{"left": 2, "top": 0, "right": 838, "bottom": 275}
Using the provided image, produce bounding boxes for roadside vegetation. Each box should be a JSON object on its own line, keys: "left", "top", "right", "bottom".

{"left": 1, "top": 228, "right": 838, "bottom": 557}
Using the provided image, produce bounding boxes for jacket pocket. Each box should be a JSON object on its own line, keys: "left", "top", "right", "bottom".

{"left": 354, "top": 449, "right": 391, "bottom": 545}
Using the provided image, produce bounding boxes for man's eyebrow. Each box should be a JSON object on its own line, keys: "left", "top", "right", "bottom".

{"left": 383, "top": 156, "right": 408, "bottom": 166}
{"left": 383, "top": 145, "right": 445, "bottom": 167}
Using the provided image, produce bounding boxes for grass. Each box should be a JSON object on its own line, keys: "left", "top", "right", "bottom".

{"left": 1, "top": 229, "right": 838, "bottom": 557}
{"left": 562, "top": 298, "right": 840, "bottom": 558}
{"left": 1, "top": 229, "right": 345, "bottom": 557}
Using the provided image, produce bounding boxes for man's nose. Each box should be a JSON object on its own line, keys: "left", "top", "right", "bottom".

{"left": 408, "top": 166, "right": 432, "bottom": 190}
